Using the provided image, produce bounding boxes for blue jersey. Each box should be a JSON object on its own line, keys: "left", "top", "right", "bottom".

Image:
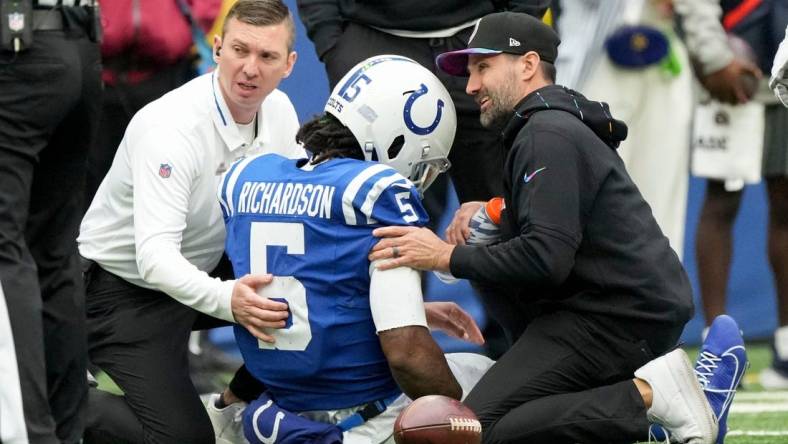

{"left": 218, "top": 153, "right": 428, "bottom": 412}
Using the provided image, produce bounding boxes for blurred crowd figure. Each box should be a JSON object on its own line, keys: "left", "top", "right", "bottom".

{"left": 554, "top": 0, "right": 762, "bottom": 259}
{"left": 85, "top": 0, "right": 221, "bottom": 202}
{"left": 773, "top": 24, "right": 788, "bottom": 107}
{"left": 691, "top": 0, "right": 788, "bottom": 390}
{"left": 555, "top": 0, "right": 692, "bottom": 258}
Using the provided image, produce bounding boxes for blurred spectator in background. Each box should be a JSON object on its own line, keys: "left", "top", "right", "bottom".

{"left": 769, "top": 27, "right": 788, "bottom": 106}
{"left": 691, "top": 0, "right": 788, "bottom": 390}
{"left": 86, "top": 0, "right": 221, "bottom": 202}
{"left": 554, "top": 0, "right": 756, "bottom": 260}
{"left": 772, "top": 24, "right": 788, "bottom": 105}
{"left": 0, "top": 1, "right": 102, "bottom": 442}
{"left": 295, "top": 0, "right": 551, "bottom": 359}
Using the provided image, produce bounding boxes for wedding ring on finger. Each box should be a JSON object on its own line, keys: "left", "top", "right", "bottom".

{"left": 392, "top": 246, "right": 400, "bottom": 258}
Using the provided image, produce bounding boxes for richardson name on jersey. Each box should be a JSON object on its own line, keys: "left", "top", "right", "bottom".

{"left": 236, "top": 181, "right": 335, "bottom": 219}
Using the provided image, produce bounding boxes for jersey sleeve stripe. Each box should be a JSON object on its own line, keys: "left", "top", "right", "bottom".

{"left": 217, "top": 181, "right": 230, "bottom": 219}
{"left": 217, "top": 165, "right": 236, "bottom": 219}
{"left": 221, "top": 155, "right": 257, "bottom": 217}
{"left": 360, "top": 174, "right": 410, "bottom": 224}
{"left": 342, "top": 164, "right": 391, "bottom": 225}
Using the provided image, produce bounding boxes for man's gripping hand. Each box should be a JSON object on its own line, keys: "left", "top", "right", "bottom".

{"left": 701, "top": 58, "right": 761, "bottom": 105}
{"left": 445, "top": 201, "right": 484, "bottom": 245}
{"left": 232, "top": 274, "right": 289, "bottom": 343}
{"left": 425, "top": 301, "right": 484, "bottom": 345}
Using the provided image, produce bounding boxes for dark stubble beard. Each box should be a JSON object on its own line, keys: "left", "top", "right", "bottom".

{"left": 479, "top": 70, "right": 519, "bottom": 129}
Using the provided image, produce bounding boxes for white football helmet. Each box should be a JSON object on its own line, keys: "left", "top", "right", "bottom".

{"left": 325, "top": 55, "right": 457, "bottom": 193}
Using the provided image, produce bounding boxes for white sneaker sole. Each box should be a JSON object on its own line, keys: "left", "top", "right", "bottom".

{"left": 637, "top": 350, "right": 718, "bottom": 444}
{"left": 669, "top": 350, "right": 718, "bottom": 444}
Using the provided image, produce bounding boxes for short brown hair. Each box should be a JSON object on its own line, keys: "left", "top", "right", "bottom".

{"left": 222, "top": 0, "right": 296, "bottom": 52}
{"left": 540, "top": 61, "right": 556, "bottom": 83}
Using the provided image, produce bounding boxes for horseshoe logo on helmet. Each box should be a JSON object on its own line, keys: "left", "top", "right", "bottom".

{"left": 403, "top": 83, "right": 444, "bottom": 135}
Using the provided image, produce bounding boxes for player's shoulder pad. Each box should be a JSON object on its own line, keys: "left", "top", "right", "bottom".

{"left": 339, "top": 162, "right": 415, "bottom": 226}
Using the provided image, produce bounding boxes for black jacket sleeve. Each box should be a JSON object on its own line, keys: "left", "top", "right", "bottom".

{"left": 295, "top": 0, "right": 343, "bottom": 59}
{"left": 450, "top": 125, "right": 589, "bottom": 289}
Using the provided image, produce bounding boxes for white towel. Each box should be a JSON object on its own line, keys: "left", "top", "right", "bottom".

{"left": 691, "top": 100, "right": 765, "bottom": 190}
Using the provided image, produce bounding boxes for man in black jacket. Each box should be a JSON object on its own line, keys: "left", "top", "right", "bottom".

{"left": 370, "top": 12, "right": 739, "bottom": 443}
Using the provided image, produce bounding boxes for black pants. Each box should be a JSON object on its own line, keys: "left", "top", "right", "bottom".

{"left": 82, "top": 261, "right": 263, "bottom": 444}
{"left": 0, "top": 12, "right": 101, "bottom": 444}
{"left": 322, "top": 22, "right": 505, "bottom": 204}
{"left": 465, "top": 311, "right": 679, "bottom": 444}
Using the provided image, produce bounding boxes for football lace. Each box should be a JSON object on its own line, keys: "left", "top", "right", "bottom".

{"left": 449, "top": 417, "right": 482, "bottom": 433}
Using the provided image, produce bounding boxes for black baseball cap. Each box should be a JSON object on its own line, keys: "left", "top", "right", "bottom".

{"left": 436, "top": 12, "right": 560, "bottom": 77}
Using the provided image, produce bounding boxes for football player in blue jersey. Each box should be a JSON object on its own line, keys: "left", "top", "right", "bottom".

{"left": 217, "top": 55, "right": 494, "bottom": 444}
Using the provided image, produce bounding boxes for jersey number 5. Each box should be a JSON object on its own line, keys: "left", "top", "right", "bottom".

{"left": 249, "top": 222, "right": 312, "bottom": 351}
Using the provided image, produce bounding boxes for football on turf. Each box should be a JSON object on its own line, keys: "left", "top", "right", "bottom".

{"left": 393, "top": 395, "right": 481, "bottom": 444}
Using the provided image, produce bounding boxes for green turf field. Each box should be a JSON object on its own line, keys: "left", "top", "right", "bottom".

{"left": 97, "top": 342, "right": 788, "bottom": 443}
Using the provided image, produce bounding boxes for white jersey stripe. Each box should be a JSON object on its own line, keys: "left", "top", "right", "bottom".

{"left": 360, "top": 174, "right": 409, "bottom": 224}
{"left": 342, "top": 164, "right": 391, "bottom": 225}
{"left": 222, "top": 155, "right": 258, "bottom": 217}
{"left": 217, "top": 162, "right": 236, "bottom": 218}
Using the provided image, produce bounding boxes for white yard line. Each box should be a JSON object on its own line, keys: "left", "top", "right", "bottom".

{"left": 727, "top": 430, "right": 788, "bottom": 436}
{"left": 731, "top": 402, "right": 788, "bottom": 413}
{"left": 735, "top": 391, "right": 788, "bottom": 401}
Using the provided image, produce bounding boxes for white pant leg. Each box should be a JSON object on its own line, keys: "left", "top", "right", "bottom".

{"left": 344, "top": 352, "right": 495, "bottom": 444}
{"left": 583, "top": 33, "right": 693, "bottom": 259}
{"left": 0, "top": 282, "right": 28, "bottom": 444}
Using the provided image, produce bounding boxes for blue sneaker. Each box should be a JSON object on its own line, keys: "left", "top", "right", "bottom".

{"left": 647, "top": 423, "right": 670, "bottom": 443}
{"left": 695, "top": 315, "right": 748, "bottom": 444}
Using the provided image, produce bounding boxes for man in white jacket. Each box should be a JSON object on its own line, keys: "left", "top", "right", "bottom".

{"left": 78, "top": 2, "right": 302, "bottom": 442}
